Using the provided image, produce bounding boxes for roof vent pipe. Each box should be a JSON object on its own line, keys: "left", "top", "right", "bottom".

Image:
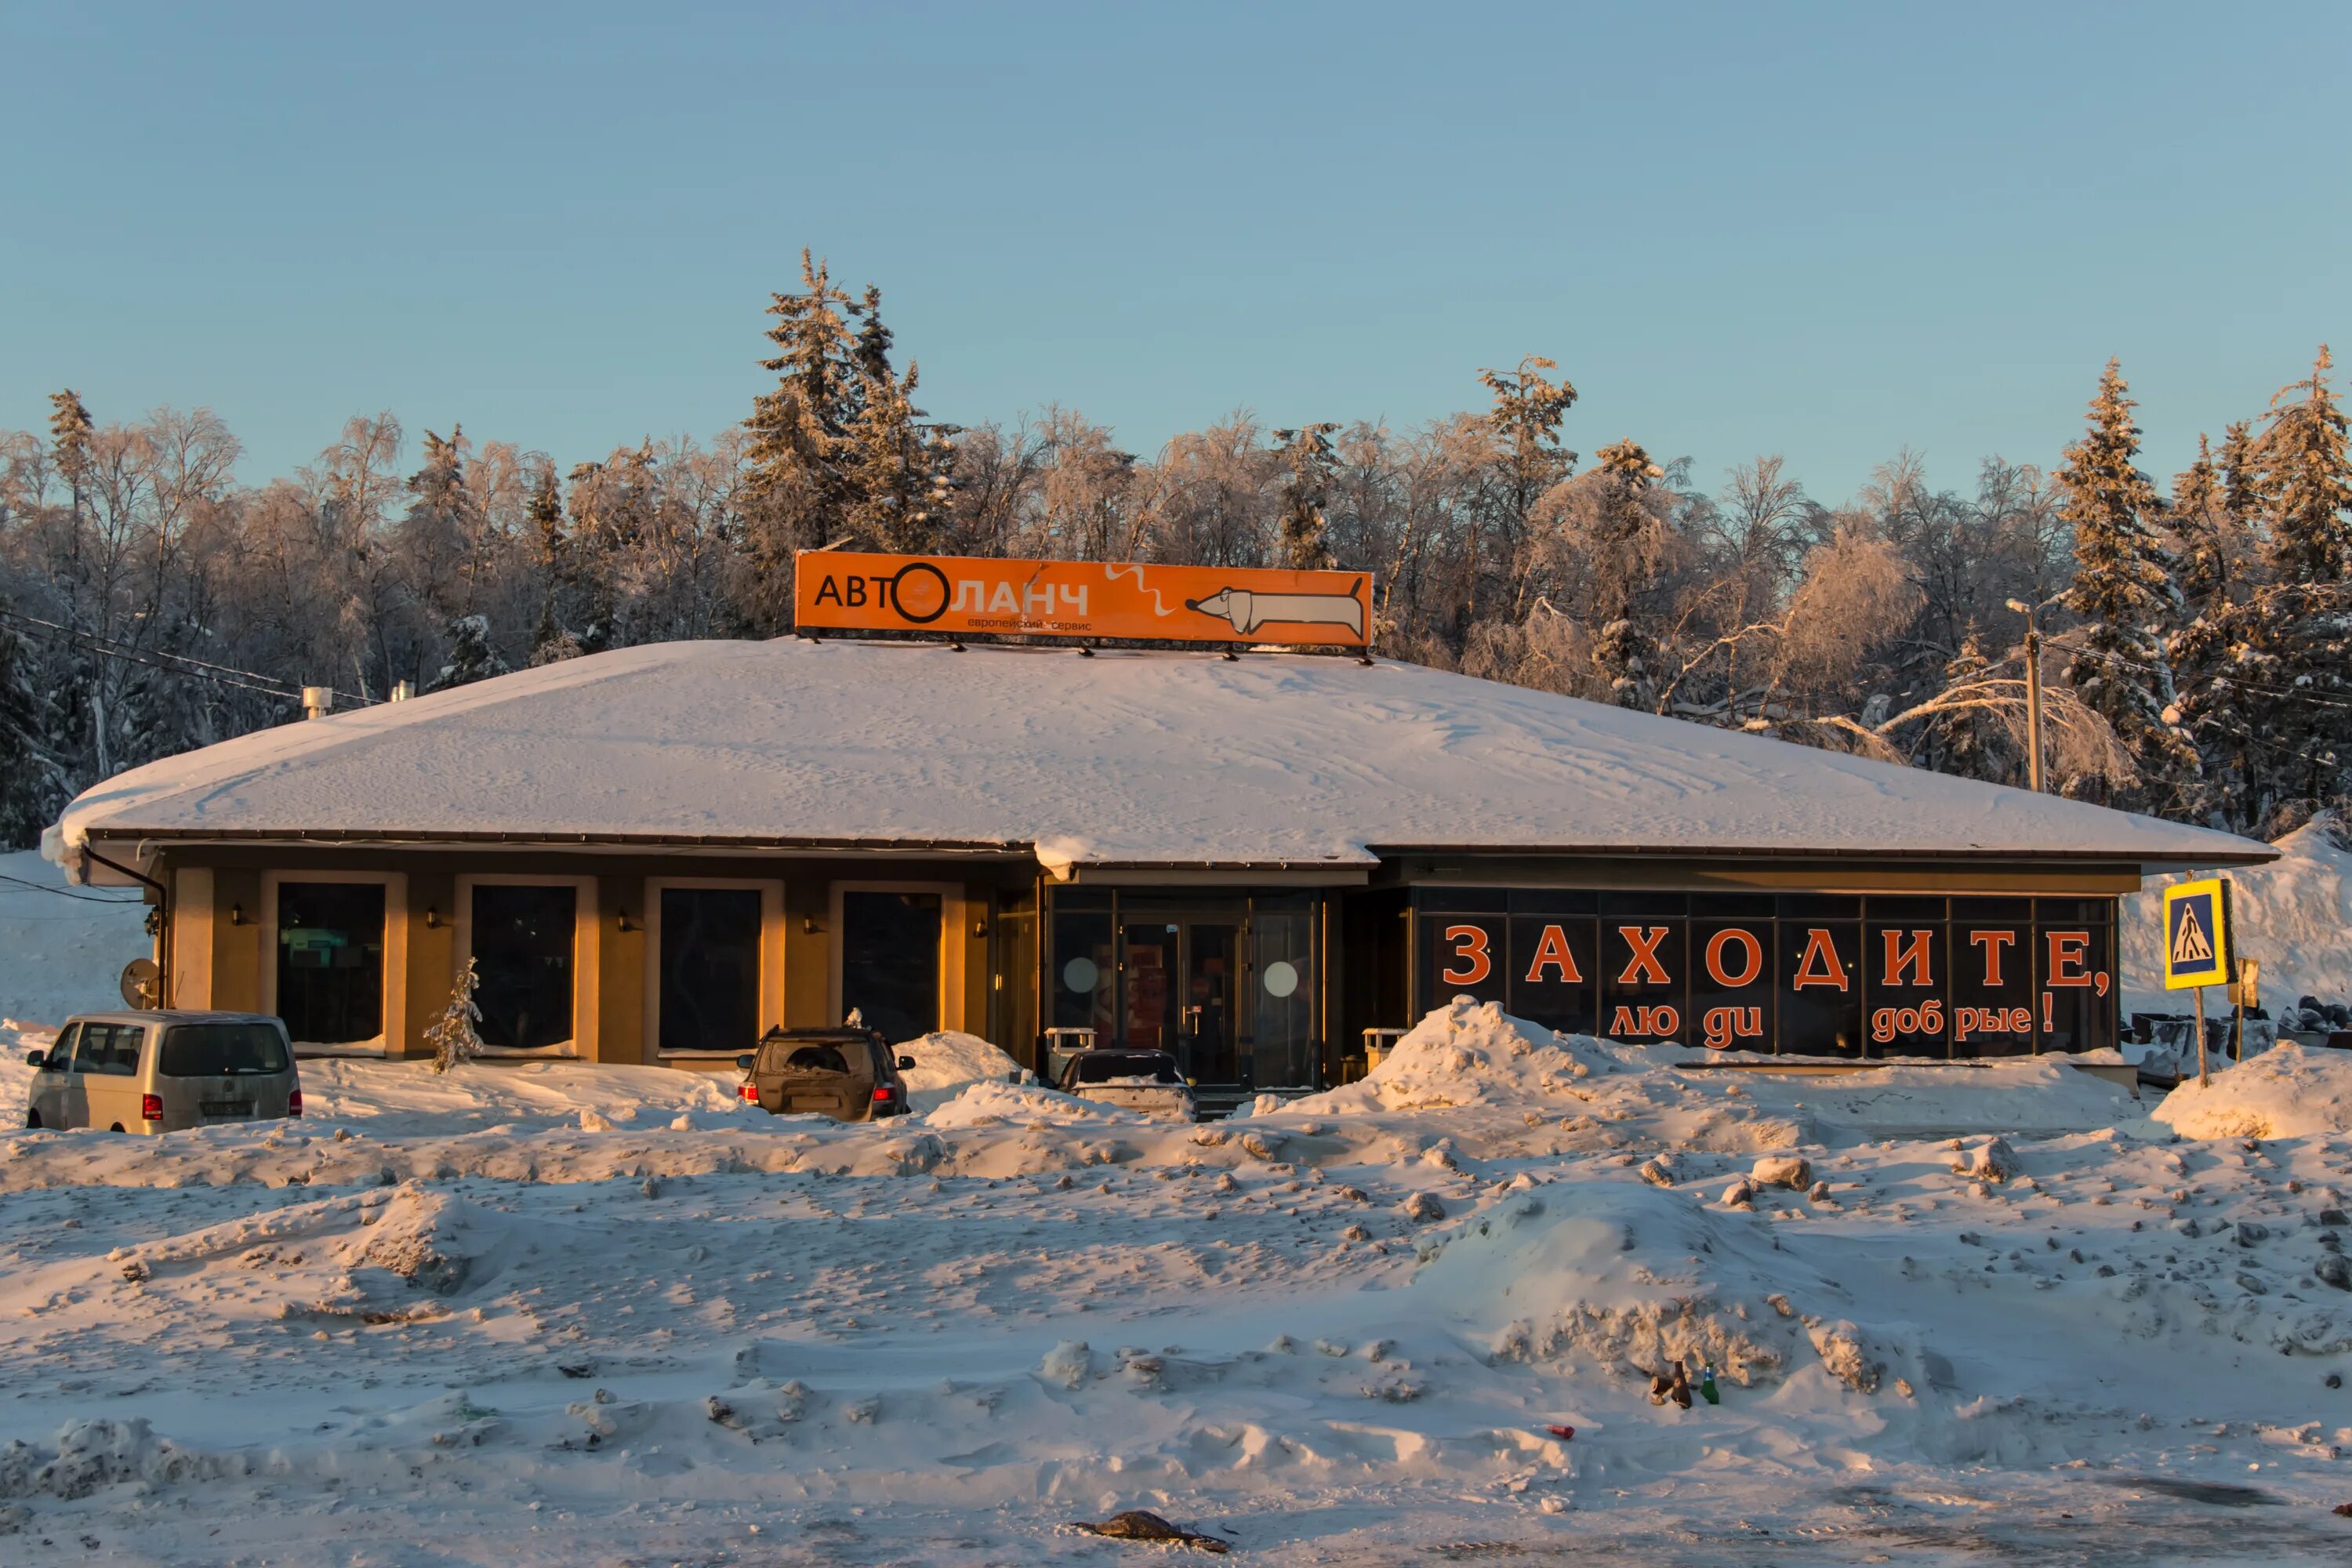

{"left": 302, "top": 686, "right": 335, "bottom": 720}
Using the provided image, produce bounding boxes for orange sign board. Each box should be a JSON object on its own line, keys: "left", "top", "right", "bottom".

{"left": 793, "top": 550, "right": 1373, "bottom": 648}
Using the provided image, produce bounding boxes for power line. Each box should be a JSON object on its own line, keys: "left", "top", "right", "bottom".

{"left": 0, "top": 870, "right": 143, "bottom": 906}
{"left": 0, "top": 607, "right": 380, "bottom": 707}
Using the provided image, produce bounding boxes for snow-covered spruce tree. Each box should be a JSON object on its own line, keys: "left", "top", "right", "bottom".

{"left": 841, "top": 358, "right": 953, "bottom": 554}
{"left": 1273, "top": 422, "right": 1341, "bottom": 570}
{"left": 2052, "top": 359, "right": 2197, "bottom": 808}
{"left": 1476, "top": 357, "right": 1577, "bottom": 620}
{"left": 740, "top": 251, "right": 862, "bottom": 630}
{"left": 425, "top": 957, "right": 485, "bottom": 1074}
{"left": 0, "top": 593, "right": 64, "bottom": 848}
{"left": 429, "top": 613, "right": 509, "bottom": 691}
{"left": 2174, "top": 347, "right": 2352, "bottom": 833}
{"left": 1584, "top": 438, "right": 1668, "bottom": 708}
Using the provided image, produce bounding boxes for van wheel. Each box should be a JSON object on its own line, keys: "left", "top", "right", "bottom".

{"left": 109, "top": 1123, "right": 125, "bottom": 1134}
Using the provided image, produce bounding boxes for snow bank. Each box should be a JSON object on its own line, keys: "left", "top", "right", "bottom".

{"left": 0, "top": 848, "right": 150, "bottom": 1025}
{"left": 2123, "top": 817, "right": 2352, "bottom": 1010}
{"left": 296, "top": 1056, "right": 752, "bottom": 1134}
{"left": 919, "top": 1080, "right": 1139, "bottom": 1129}
{"left": 893, "top": 1029, "right": 1024, "bottom": 1112}
{"left": 1294, "top": 1000, "right": 1615, "bottom": 1113}
{"left": 2151, "top": 1042, "right": 2352, "bottom": 1139}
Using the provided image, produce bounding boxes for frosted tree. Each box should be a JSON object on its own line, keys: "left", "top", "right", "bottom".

{"left": 2174, "top": 347, "right": 2352, "bottom": 833}
{"left": 1475, "top": 357, "right": 1577, "bottom": 618}
{"left": 2167, "top": 435, "right": 2230, "bottom": 617}
{"left": 741, "top": 251, "right": 862, "bottom": 629}
{"left": 841, "top": 358, "right": 954, "bottom": 553}
{"left": 430, "top": 613, "right": 508, "bottom": 691}
{"left": 1272, "top": 422, "right": 1341, "bottom": 569}
{"left": 425, "top": 958, "right": 485, "bottom": 1073}
{"left": 47, "top": 390, "right": 93, "bottom": 526}
{"left": 0, "top": 591, "right": 63, "bottom": 847}
{"left": 2052, "top": 359, "right": 2196, "bottom": 808}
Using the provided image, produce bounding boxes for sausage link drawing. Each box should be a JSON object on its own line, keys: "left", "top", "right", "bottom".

{"left": 1185, "top": 586, "right": 1366, "bottom": 639}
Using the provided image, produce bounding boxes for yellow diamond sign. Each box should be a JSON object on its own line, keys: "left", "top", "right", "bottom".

{"left": 2161, "top": 877, "right": 2232, "bottom": 990}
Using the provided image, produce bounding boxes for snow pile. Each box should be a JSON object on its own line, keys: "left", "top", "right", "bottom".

{"left": 296, "top": 1056, "right": 751, "bottom": 1135}
{"left": 2123, "top": 817, "right": 2352, "bottom": 1011}
{"left": 1298, "top": 999, "right": 1615, "bottom": 1112}
{"left": 893, "top": 1029, "right": 1024, "bottom": 1112}
{"left": 919, "top": 1079, "right": 1140, "bottom": 1129}
{"left": 0, "top": 848, "right": 149, "bottom": 1025}
{"left": 2151, "top": 1043, "right": 2352, "bottom": 1140}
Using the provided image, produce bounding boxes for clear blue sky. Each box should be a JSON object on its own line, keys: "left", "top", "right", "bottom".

{"left": 4, "top": 1, "right": 2345, "bottom": 506}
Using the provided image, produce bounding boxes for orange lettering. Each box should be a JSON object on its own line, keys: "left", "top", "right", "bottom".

{"left": 2045, "top": 931, "right": 2091, "bottom": 988}
{"left": 1616, "top": 925, "right": 1671, "bottom": 986}
{"left": 1882, "top": 928, "right": 1935, "bottom": 987}
{"left": 1969, "top": 929, "right": 2016, "bottom": 988}
{"left": 1440, "top": 924, "right": 1492, "bottom": 986}
{"left": 1791, "top": 927, "right": 1850, "bottom": 991}
{"left": 1523, "top": 924, "right": 1584, "bottom": 984}
{"left": 1704, "top": 927, "right": 1762, "bottom": 988}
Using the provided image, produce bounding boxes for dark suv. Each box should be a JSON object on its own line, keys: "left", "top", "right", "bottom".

{"left": 736, "top": 1025, "right": 915, "bottom": 1121}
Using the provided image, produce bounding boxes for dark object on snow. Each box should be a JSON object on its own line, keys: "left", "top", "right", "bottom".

{"left": 2325, "top": 1373, "right": 2342, "bottom": 1389}
{"left": 1544, "top": 1424, "right": 1576, "bottom": 1440}
{"left": 736, "top": 1025, "right": 912, "bottom": 1121}
{"left": 1649, "top": 1359, "right": 1693, "bottom": 1409}
{"left": 557, "top": 1363, "right": 594, "bottom": 1379}
{"left": 2335, "top": 1501, "right": 2352, "bottom": 1517}
{"left": 1077, "top": 1511, "right": 1232, "bottom": 1552}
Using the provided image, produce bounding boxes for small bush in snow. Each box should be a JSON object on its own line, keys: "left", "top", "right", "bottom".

{"left": 424, "top": 958, "right": 485, "bottom": 1075}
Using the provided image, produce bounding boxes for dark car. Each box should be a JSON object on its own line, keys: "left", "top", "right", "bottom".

{"left": 736, "top": 1025, "right": 915, "bottom": 1121}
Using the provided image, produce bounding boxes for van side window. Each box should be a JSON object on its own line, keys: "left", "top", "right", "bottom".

{"left": 42, "top": 1023, "right": 79, "bottom": 1070}
{"left": 103, "top": 1026, "right": 146, "bottom": 1076}
{"left": 68, "top": 1024, "right": 112, "bottom": 1076}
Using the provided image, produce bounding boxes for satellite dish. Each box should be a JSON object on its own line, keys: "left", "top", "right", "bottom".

{"left": 120, "top": 958, "right": 162, "bottom": 1010}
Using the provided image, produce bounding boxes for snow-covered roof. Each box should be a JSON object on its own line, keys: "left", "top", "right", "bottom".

{"left": 51, "top": 638, "right": 2272, "bottom": 877}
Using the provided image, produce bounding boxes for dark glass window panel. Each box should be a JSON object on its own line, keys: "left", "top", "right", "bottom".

{"left": 1690, "top": 893, "right": 1777, "bottom": 918}
{"left": 1689, "top": 920, "right": 1775, "bottom": 1053}
{"left": 2033, "top": 898, "right": 2113, "bottom": 924}
{"left": 1778, "top": 921, "right": 1862, "bottom": 1057}
{"left": 1508, "top": 888, "right": 1599, "bottom": 915}
{"left": 1051, "top": 909, "right": 1117, "bottom": 1033}
{"left": 658, "top": 887, "right": 763, "bottom": 1054}
{"left": 1506, "top": 916, "right": 1599, "bottom": 1035}
{"left": 1417, "top": 913, "right": 1508, "bottom": 1014}
{"left": 1864, "top": 921, "right": 1950, "bottom": 1058}
{"left": 840, "top": 891, "right": 942, "bottom": 1044}
{"left": 1777, "top": 894, "right": 1860, "bottom": 920}
{"left": 1053, "top": 889, "right": 1114, "bottom": 911}
{"left": 1120, "top": 921, "right": 1176, "bottom": 1051}
{"left": 1600, "top": 891, "right": 1688, "bottom": 918}
{"left": 1951, "top": 922, "right": 2036, "bottom": 1058}
{"left": 1414, "top": 887, "right": 1510, "bottom": 914}
{"left": 1867, "top": 896, "right": 1947, "bottom": 922}
{"left": 277, "top": 882, "right": 385, "bottom": 1044}
{"left": 1250, "top": 909, "right": 1316, "bottom": 1087}
{"left": 2036, "top": 923, "right": 2117, "bottom": 1053}
{"left": 1953, "top": 897, "right": 2034, "bottom": 922}
{"left": 1185, "top": 922, "right": 1240, "bottom": 1084}
{"left": 472, "top": 884, "right": 577, "bottom": 1051}
{"left": 1599, "top": 919, "right": 1686, "bottom": 1043}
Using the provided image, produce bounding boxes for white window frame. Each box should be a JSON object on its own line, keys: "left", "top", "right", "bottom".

{"left": 261, "top": 869, "right": 407, "bottom": 1052}
{"left": 454, "top": 873, "right": 599, "bottom": 1058}
{"left": 829, "top": 879, "right": 956, "bottom": 1036}
{"left": 644, "top": 876, "right": 786, "bottom": 1059}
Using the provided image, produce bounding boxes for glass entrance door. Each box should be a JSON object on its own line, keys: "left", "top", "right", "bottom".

{"left": 1119, "top": 917, "right": 1240, "bottom": 1083}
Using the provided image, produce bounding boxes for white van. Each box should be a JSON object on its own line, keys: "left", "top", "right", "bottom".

{"left": 24, "top": 1011, "right": 301, "bottom": 1134}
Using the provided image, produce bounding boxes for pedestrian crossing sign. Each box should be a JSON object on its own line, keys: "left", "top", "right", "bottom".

{"left": 2161, "top": 877, "right": 2232, "bottom": 990}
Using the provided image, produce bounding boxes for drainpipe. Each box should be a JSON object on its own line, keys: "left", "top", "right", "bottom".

{"left": 84, "top": 844, "right": 172, "bottom": 1009}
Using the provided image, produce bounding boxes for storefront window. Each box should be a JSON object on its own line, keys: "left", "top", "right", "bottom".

{"left": 471, "top": 884, "right": 576, "bottom": 1051}
{"left": 1051, "top": 904, "right": 1116, "bottom": 1036}
{"left": 659, "top": 887, "right": 763, "bottom": 1054}
{"left": 277, "top": 881, "right": 385, "bottom": 1045}
{"left": 840, "top": 890, "right": 941, "bottom": 1044}
{"left": 1251, "top": 898, "right": 1316, "bottom": 1087}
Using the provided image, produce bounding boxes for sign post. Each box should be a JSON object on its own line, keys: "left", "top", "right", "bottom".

{"left": 2227, "top": 956, "right": 2259, "bottom": 1063}
{"left": 2161, "top": 877, "right": 2234, "bottom": 1088}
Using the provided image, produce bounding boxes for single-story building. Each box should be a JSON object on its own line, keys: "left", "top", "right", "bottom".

{"left": 49, "top": 637, "right": 2273, "bottom": 1087}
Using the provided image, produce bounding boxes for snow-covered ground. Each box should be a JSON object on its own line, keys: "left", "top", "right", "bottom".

{"left": 3, "top": 856, "right": 2352, "bottom": 1560}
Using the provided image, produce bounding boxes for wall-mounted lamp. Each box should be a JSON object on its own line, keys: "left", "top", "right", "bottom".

{"left": 423, "top": 906, "right": 442, "bottom": 930}
{"left": 616, "top": 909, "right": 640, "bottom": 934}
{"left": 971, "top": 917, "right": 989, "bottom": 938}
{"left": 802, "top": 915, "right": 824, "bottom": 935}
{"left": 227, "top": 902, "right": 248, "bottom": 927}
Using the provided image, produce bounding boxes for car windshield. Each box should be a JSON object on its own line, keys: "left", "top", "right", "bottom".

{"left": 1074, "top": 1054, "right": 1180, "bottom": 1084}
{"left": 160, "top": 1023, "right": 289, "bottom": 1077}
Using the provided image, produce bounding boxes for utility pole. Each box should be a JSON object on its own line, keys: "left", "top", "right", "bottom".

{"left": 2006, "top": 597, "right": 2045, "bottom": 793}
